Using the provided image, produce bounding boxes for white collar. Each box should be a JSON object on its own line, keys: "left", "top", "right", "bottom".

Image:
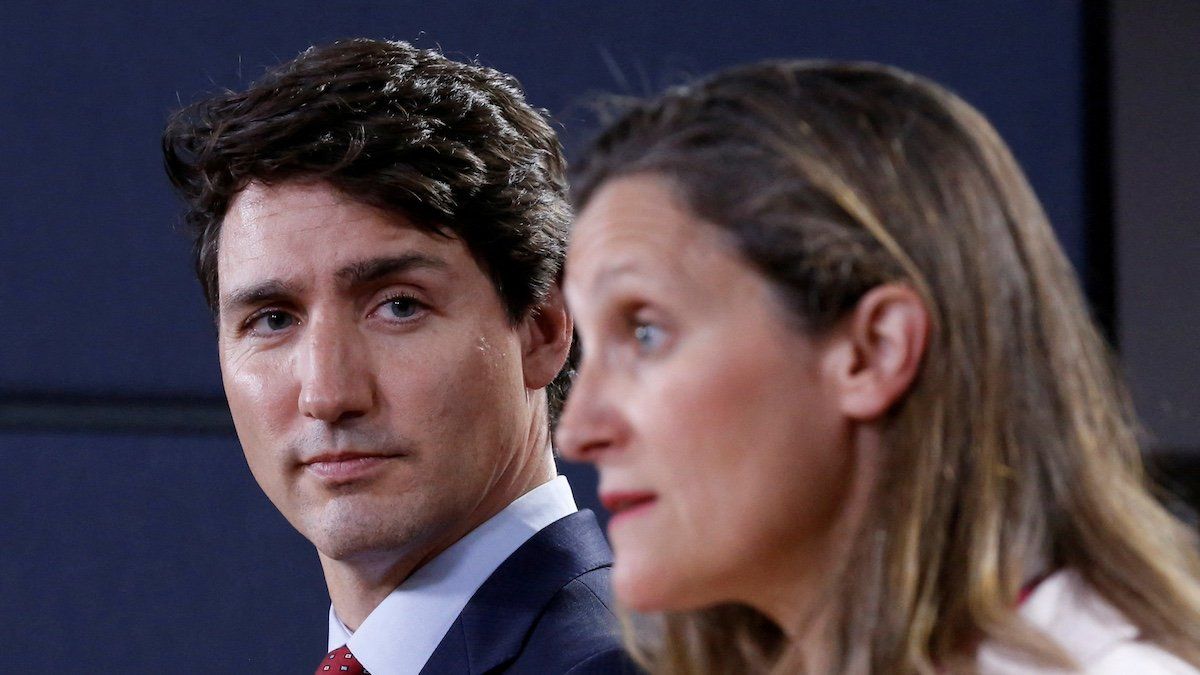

{"left": 1015, "top": 568, "right": 1138, "bottom": 663}
{"left": 978, "top": 569, "right": 1143, "bottom": 672}
{"left": 326, "top": 475, "right": 578, "bottom": 675}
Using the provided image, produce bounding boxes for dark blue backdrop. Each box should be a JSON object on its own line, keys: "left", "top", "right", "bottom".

{"left": 1, "top": 1, "right": 1089, "bottom": 671}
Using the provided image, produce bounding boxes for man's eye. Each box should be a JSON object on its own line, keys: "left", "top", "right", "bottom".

{"left": 376, "top": 295, "right": 426, "bottom": 322}
{"left": 388, "top": 297, "right": 419, "bottom": 319}
{"left": 252, "top": 311, "right": 295, "bottom": 332}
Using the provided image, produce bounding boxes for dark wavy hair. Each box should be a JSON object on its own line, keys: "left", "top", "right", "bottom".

{"left": 163, "top": 38, "right": 575, "bottom": 419}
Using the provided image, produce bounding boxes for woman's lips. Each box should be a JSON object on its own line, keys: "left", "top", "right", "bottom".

{"left": 600, "top": 491, "right": 658, "bottom": 525}
{"left": 303, "top": 452, "right": 399, "bottom": 484}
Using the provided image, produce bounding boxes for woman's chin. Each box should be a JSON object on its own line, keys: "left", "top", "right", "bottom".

{"left": 613, "top": 557, "right": 710, "bottom": 613}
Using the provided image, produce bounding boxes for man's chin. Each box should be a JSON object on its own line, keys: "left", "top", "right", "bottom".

{"left": 300, "top": 504, "right": 412, "bottom": 560}
{"left": 311, "top": 528, "right": 421, "bottom": 564}
{"left": 304, "top": 507, "right": 439, "bottom": 566}
{"left": 297, "top": 492, "right": 468, "bottom": 568}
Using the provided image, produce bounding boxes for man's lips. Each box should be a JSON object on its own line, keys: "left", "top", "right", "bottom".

{"left": 301, "top": 451, "right": 403, "bottom": 483}
{"left": 600, "top": 491, "right": 657, "bottom": 517}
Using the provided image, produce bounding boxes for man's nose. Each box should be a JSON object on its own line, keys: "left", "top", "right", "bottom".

{"left": 296, "top": 317, "right": 375, "bottom": 424}
{"left": 556, "top": 359, "right": 628, "bottom": 463}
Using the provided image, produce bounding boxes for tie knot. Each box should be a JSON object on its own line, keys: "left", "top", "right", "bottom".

{"left": 315, "top": 645, "right": 369, "bottom": 675}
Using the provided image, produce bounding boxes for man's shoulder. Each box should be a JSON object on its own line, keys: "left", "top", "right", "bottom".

{"left": 423, "top": 510, "right": 640, "bottom": 673}
{"left": 512, "top": 565, "right": 637, "bottom": 673}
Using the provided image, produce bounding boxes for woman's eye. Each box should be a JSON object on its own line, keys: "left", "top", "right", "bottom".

{"left": 632, "top": 321, "right": 667, "bottom": 353}
{"left": 252, "top": 311, "right": 295, "bottom": 333}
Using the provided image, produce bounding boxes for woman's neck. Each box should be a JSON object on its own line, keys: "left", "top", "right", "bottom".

{"left": 747, "top": 424, "right": 883, "bottom": 667}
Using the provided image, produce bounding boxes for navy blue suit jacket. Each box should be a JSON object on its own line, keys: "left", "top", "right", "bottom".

{"left": 419, "top": 510, "right": 637, "bottom": 674}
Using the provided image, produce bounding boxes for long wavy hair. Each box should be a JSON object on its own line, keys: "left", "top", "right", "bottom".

{"left": 570, "top": 60, "right": 1200, "bottom": 673}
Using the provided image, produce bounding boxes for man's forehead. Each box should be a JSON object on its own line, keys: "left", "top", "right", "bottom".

{"left": 216, "top": 182, "right": 465, "bottom": 298}
{"left": 221, "top": 182, "right": 384, "bottom": 242}
{"left": 226, "top": 180, "right": 306, "bottom": 219}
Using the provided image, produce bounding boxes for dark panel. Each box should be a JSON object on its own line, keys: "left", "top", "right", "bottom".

{"left": 0, "top": 432, "right": 326, "bottom": 671}
{"left": 1148, "top": 451, "right": 1200, "bottom": 528}
{"left": 0, "top": 0, "right": 1088, "bottom": 400}
{"left": 0, "top": 394, "right": 231, "bottom": 434}
{"left": 1081, "top": 1, "right": 1117, "bottom": 343}
{"left": 1113, "top": 0, "right": 1200, "bottom": 451}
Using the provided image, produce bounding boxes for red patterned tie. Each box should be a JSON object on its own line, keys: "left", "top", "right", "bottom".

{"left": 314, "top": 645, "right": 369, "bottom": 674}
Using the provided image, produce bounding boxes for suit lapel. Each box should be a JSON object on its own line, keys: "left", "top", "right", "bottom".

{"left": 419, "top": 510, "right": 613, "bottom": 674}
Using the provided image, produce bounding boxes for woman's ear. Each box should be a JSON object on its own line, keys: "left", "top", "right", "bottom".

{"left": 519, "top": 284, "right": 574, "bottom": 390}
{"left": 830, "top": 284, "right": 929, "bottom": 421}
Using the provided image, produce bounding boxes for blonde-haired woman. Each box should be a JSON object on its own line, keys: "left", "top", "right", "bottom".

{"left": 556, "top": 60, "right": 1200, "bottom": 673}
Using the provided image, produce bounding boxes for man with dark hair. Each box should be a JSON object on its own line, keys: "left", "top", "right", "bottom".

{"left": 163, "top": 39, "right": 627, "bottom": 674}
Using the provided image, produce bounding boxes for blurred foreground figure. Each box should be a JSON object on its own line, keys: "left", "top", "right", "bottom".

{"left": 558, "top": 60, "right": 1200, "bottom": 674}
{"left": 163, "top": 39, "right": 631, "bottom": 674}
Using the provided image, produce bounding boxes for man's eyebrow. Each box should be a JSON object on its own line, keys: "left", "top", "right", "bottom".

{"left": 218, "top": 255, "right": 449, "bottom": 317}
{"left": 335, "top": 254, "right": 450, "bottom": 287}
{"left": 220, "top": 280, "right": 301, "bottom": 316}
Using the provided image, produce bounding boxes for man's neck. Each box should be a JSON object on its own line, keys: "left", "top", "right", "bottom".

{"left": 320, "top": 545, "right": 437, "bottom": 632}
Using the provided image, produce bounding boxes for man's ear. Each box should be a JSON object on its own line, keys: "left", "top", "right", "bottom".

{"left": 830, "top": 283, "right": 929, "bottom": 421}
{"left": 519, "top": 284, "right": 574, "bottom": 390}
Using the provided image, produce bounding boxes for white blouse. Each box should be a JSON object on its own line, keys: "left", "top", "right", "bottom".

{"left": 977, "top": 569, "right": 1198, "bottom": 674}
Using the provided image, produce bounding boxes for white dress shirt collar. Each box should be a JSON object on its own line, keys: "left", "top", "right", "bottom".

{"left": 327, "top": 475, "right": 578, "bottom": 675}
